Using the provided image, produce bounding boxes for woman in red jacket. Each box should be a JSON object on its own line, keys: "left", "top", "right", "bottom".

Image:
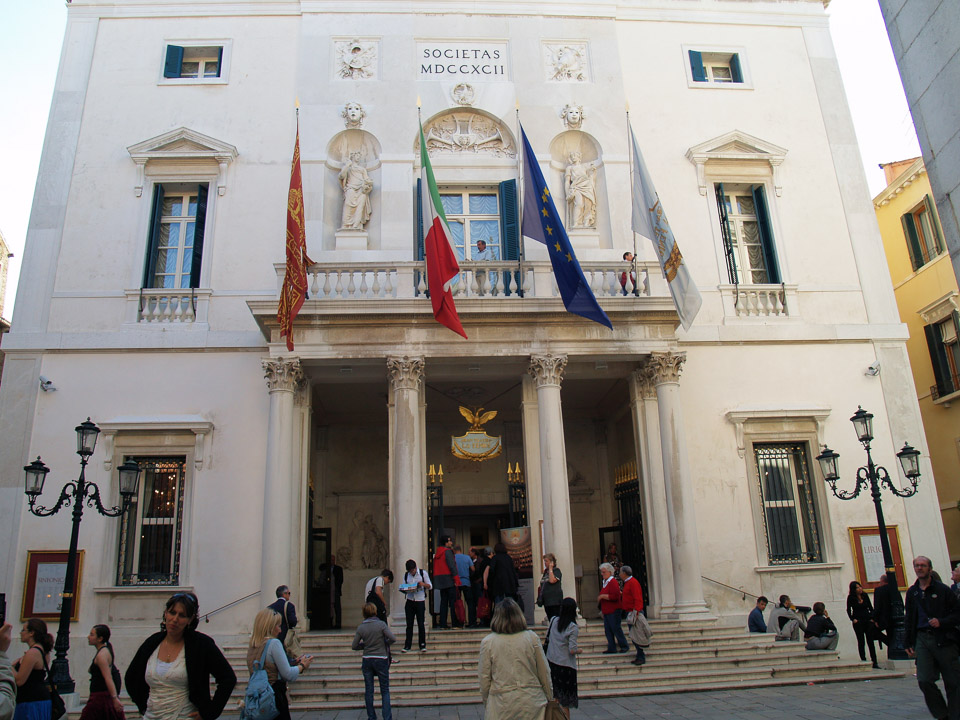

{"left": 620, "top": 566, "right": 646, "bottom": 665}
{"left": 598, "top": 563, "right": 629, "bottom": 654}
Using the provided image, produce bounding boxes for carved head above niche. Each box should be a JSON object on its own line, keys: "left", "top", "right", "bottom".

{"left": 419, "top": 110, "right": 516, "bottom": 159}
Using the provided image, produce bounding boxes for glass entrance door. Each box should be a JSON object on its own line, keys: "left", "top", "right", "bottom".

{"left": 307, "top": 528, "right": 332, "bottom": 630}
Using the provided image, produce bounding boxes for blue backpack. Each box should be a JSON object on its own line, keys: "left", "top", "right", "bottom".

{"left": 241, "top": 641, "right": 279, "bottom": 720}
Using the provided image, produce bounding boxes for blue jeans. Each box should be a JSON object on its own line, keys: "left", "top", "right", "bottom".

{"left": 603, "top": 609, "right": 629, "bottom": 652}
{"left": 361, "top": 657, "right": 391, "bottom": 720}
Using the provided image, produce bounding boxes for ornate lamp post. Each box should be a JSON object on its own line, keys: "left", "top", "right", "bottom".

{"left": 23, "top": 418, "right": 141, "bottom": 694}
{"left": 816, "top": 406, "right": 922, "bottom": 661}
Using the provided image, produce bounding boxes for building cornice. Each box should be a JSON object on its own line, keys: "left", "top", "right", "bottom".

{"left": 873, "top": 157, "right": 926, "bottom": 208}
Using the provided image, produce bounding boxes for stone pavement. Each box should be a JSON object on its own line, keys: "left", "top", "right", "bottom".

{"left": 288, "top": 672, "right": 936, "bottom": 719}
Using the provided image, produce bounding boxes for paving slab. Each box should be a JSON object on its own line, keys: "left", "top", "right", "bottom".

{"left": 288, "top": 672, "right": 937, "bottom": 719}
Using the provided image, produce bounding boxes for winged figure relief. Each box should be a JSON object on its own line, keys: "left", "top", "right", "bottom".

{"left": 459, "top": 406, "right": 497, "bottom": 431}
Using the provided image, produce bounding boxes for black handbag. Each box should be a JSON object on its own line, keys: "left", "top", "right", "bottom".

{"left": 41, "top": 653, "right": 66, "bottom": 720}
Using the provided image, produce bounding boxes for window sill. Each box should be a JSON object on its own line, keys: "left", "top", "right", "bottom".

{"left": 158, "top": 78, "right": 228, "bottom": 86}
{"left": 94, "top": 585, "right": 193, "bottom": 594}
{"left": 754, "top": 562, "right": 844, "bottom": 574}
{"left": 687, "top": 80, "right": 753, "bottom": 90}
{"left": 933, "top": 388, "right": 960, "bottom": 406}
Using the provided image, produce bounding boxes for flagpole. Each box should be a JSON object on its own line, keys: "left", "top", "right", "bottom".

{"left": 626, "top": 105, "right": 639, "bottom": 296}
{"left": 515, "top": 101, "right": 525, "bottom": 297}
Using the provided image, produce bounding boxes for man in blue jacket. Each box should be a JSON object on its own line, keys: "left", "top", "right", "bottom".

{"left": 267, "top": 585, "right": 298, "bottom": 653}
{"left": 748, "top": 596, "right": 768, "bottom": 633}
{"left": 905, "top": 556, "right": 960, "bottom": 720}
{"left": 454, "top": 545, "right": 476, "bottom": 627}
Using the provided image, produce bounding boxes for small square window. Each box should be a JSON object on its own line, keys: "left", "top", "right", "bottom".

{"left": 161, "top": 41, "right": 230, "bottom": 84}
{"left": 684, "top": 47, "right": 751, "bottom": 89}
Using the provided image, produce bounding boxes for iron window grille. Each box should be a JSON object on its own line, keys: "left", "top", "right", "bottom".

{"left": 754, "top": 443, "right": 823, "bottom": 565}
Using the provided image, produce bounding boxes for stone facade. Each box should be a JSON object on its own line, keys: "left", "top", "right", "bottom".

{"left": 0, "top": 0, "right": 949, "bottom": 679}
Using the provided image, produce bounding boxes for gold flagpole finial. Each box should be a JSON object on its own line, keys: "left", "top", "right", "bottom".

{"left": 625, "top": 100, "right": 629, "bottom": 114}
{"left": 295, "top": 97, "right": 300, "bottom": 109}
{"left": 417, "top": 95, "right": 422, "bottom": 108}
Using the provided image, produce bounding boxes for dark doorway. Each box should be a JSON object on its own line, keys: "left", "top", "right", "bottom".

{"left": 307, "top": 528, "right": 333, "bottom": 630}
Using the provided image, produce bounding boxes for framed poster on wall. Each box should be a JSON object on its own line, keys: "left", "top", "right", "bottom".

{"left": 21, "top": 550, "right": 85, "bottom": 621}
{"left": 849, "top": 526, "right": 907, "bottom": 590}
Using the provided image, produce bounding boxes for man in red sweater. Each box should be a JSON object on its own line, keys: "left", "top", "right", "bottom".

{"left": 620, "top": 566, "right": 646, "bottom": 665}
{"left": 598, "top": 562, "right": 629, "bottom": 654}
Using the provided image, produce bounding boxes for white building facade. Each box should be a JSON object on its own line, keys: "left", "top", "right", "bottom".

{"left": 0, "top": 0, "right": 948, "bottom": 662}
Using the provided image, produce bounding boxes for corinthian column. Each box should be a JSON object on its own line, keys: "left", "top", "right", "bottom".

{"left": 528, "top": 354, "right": 574, "bottom": 584}
{"left": 648, "top": 352, "right": 708, "bottom": 616}
{"left": 629, "top": 367, "right": 676, "bottom": 617}
{"left": 262, "top": 357, "right": 303, "bottom": 602}
{"left": 387, "top": 356, "right": 425, "bottom": 623}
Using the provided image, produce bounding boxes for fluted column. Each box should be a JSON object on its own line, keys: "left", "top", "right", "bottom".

{"left": 528, "top": 354, "right": 574, "bottom": 585}
{"left": 648, "top": 352, "right": 709, "bottom": 616}
{"left": 629, "top": 367, "right": 676, "bottom": 617}
{"left": 262, "top": 358, "right": 303, "bottom": 602}
{"left": 387, "top": 356, "right": 425, "bottom": 623}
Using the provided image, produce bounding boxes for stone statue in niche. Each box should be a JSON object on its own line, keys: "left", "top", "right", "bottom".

{"left": 339, "top": 151, "right": 373, "bottom": 230}
{"left": 560, "top": 103, "right": 584, "bottom": 130}
{"left": 342, "top": 101, "right": 366, "bottom": 129}
{"left": 545, "top": 42, "right": 588, "bottom": 82}
{"left": 564, "top": 150, "right": 598, "bottom": 229}
{"left": 337, "top": 39, "right": 377, "bottom": 80}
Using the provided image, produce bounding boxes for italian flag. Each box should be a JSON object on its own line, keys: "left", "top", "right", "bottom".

{"left": 420, "top": 124, "right": 467, "bottom": 338}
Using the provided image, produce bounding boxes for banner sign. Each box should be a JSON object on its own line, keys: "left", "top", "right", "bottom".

{"left": 418, "top": 42, "right": 509, "bottom": 78}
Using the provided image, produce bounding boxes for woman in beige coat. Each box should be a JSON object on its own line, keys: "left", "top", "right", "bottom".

{"left": 479, "top": 598, "right": 552, "bottom": 720}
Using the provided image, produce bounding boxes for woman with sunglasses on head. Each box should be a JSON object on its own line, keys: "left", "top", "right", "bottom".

{"left": 80, "top": 624, "right": 124, "bottom": 720}
{"left": 13, "top": 618, "right": 54, "bottom": 720}
{"left": 125, "top": 593, "right": 236, "bottom": 720}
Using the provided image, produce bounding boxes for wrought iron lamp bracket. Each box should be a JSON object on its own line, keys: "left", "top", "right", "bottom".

{"left": 28, "top": 482, "right": 78, "bottom": 517}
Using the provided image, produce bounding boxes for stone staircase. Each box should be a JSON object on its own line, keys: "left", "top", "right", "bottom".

{"left": 210, "top": 619, "right": 903, "bottom": 712}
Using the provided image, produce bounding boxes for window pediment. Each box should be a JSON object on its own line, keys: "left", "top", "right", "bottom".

{"left": 686, "top": 130, "right": 787, "bottom": 197}
{"left": 127, "top": 127, "right": 238, "bottom": 197}
{"left": 919, "top": 291, "right": 959, "bottom": 326}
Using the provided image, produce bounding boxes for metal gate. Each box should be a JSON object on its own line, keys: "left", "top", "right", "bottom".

{"left": 614, "top": 461, "right": 649, "bottom": 605}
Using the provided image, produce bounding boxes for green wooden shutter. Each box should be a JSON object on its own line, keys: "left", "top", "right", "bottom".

{"left": 926, "top": 194, "right": 945, "bottom": 255}
{"left": 901, "top": 212, "right": 923, "bottom": 270}
{"left": 415, "top": 179, "right": 424, "bottom": 261}
{"left": 751, "top": 185, "right": 781, "bottom": 283}
{"left": 499, "top": 179, "right": 519, "bottom": 261}
{"left": 216, "top": 47, "right": 223, "bottom": 77}
{"left": 925, "top": 323, "right": 953, "bottom": 397}
{"left": 730, "top": 54, "right": 743, "bottom": 83}
{"left": 163, "top": 45, "right": 184, "bottom": 78}
{"left": 189, "top": 184, "right": 208, "bottom": 288}
{"left": 142, "top": 185, "right": 165, "bottom": 288}
{"left": 689, "top": 50, "right": 706, "bottom": 82}
{"left": 715, "top": 183, "right": 738, "bottom": 283}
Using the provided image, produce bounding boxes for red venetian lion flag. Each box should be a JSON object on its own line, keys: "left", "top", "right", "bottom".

{"left": 419, "top": 123, "right": 467, "bottom": 338}
{"left": 278, "top": 118, "right": 313, "bottom": 351}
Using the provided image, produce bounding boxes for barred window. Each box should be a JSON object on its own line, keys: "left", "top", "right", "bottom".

{"left": 117, "top": 457, "right": 187, "bottom": 585}
{"left": 754, "top": 443, "right": 822, "bottom": 564}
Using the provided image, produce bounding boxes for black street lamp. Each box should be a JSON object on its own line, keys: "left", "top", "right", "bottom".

{"left": 24, "top": 418, "right": 141, "bottom": 694}
{"left": 816, "top": 406, "right": 922, "bottom": 661}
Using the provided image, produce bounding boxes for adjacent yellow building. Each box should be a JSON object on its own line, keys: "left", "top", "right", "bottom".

{"left": 877, "top": 157, "right": 960, "bottom": 560}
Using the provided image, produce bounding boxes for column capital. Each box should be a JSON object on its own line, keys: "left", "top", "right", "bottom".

{"left": 528, "top": 354, "right": 568, "bottom": 387}
{"left": 631, "top": 366, "right": 659, "bottom": 399}
{"left": 387, "top": 356, "right": 424, "bottom": 391}
{"left": 263, "top": 357, "right": 303, "bottom": 392}
{"left": 648, "top": 352, "right": 686, "bottom": 385}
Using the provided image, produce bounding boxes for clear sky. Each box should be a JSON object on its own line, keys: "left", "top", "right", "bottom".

{"left": 0, "top": 0, "right": 922, "bottom": 319}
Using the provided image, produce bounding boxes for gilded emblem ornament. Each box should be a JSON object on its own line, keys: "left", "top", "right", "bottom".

{"left": 451, "top": 405, "right": 502, "bottom": 461}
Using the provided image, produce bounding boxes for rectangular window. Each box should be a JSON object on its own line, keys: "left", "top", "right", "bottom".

{"left": 117, "top": 457, "right": 187, "bottom": 586}
{"left": 143, "top": 183, "right": 208, "bottom": 289}
{"left": 688, "top": 50, "right": 744, "bottom": 85}
{"left": 415, "top": 179, "right": 519, "bottom": 262}
{"left": 902, "top": 195, "right": 945, "bottom": 270}
{"left": 926, "top": 312, "right": 960, "bottom": 400}
{"left": 754, "top": 443, "right": 822, "bottom": 565}
{"left": 440, "top": 191, "right": 501, "bottom": 262}
{"left": 164, "top": 44, "right": 222, "bottom": 79}
{"left": 715, "top": 183, "right": 780, "bottom": 284}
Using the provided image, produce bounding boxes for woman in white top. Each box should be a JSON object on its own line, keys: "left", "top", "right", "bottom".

{"left": 245, "top": 609, "right": 313, "bottom": 720}
{"left": 400, "top": 559, "right": 432, "bottom": 653}
{"left": 125, "top": 592, "right": 236, "bottom": 720}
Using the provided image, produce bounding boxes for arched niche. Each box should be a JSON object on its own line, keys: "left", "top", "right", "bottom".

{"left": 323, "top": 129, "right": 382, "bottom": 250}
{"left": 548, "top": 130, "right": 610, "bottom": 247}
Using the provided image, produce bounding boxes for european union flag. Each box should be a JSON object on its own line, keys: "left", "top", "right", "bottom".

{"left": 520, "top": 126, "right": 612, "bottom": 329}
